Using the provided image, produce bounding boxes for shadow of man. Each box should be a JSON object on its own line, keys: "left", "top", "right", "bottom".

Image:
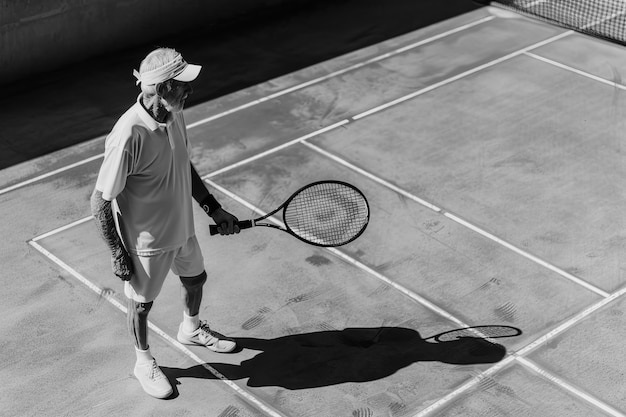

{"left": 162, "top": 326, "right": 518, "bottom": 390}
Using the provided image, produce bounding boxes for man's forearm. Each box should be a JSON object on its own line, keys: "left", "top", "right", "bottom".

{"left": 90, "top": 189, "right": 126, "bottom": 255}
{"left": 190, "top": 164, "right": 221, "bottom": 215}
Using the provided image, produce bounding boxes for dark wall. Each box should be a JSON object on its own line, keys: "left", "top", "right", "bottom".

{"left": 1, "top": 1, "right": 481, "bottom": 169}
{"left": 0, "top": 0, "right": 305, "bottom": 84}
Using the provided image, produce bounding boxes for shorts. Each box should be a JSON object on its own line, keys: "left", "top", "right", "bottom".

{"left": 124, "top": 235, "right": 205, "bottom": 303}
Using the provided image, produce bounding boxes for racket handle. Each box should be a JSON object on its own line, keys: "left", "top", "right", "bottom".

{"left": 209, "top": 220, "right": 253, "bottom": 236}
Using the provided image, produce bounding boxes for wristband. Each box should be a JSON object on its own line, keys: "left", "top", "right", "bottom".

{"left": 200, "top": 194, "right": 221, "bottom": 216}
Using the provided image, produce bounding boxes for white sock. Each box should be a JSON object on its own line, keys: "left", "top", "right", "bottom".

{"left": 183, "top": 311, "right": 200, "bottom": 333}
{"left": 135, "top": 346, "right": 153, "bottom": 364}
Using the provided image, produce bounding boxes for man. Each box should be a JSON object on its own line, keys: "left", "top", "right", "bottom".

{"left": 90, "top": 47, "right": 240, "bottom": 399}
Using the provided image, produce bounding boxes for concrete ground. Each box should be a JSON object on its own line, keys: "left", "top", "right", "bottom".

{"left": 2, "top": 4, "right": 626, "bottom": 417}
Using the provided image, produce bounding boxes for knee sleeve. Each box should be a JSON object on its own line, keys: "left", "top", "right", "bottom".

{"left": 180, "top": 271, "right": 207, "bottom": 289}
{"left": 133, "top": 301, "right": 153, "bottom": 315}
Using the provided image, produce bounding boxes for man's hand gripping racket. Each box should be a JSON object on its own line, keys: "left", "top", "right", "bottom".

{"left": 209, "top": 181, "right": 370, "bottom": 247}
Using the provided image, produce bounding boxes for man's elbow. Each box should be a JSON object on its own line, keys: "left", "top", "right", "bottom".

{"left": 90, "top": 189, "right": 109, "bottom": 216}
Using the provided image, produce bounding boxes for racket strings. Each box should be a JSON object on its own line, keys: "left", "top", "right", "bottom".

{"left": 284, "top": 182, "right": 369, "bottom": 246}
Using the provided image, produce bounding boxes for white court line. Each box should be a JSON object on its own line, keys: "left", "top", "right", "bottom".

{"left": 28, "top": 179, "right": 625, "bottom": 417}
{"left": 204, "top": 34, "right": 578, "bottom": 183}
{"left": 517, "top": 357, "right": 626, "bottom": 417}
{"left": 204, "top": 120, "right": 349, "bottom": 179}
{"left": 0, "top": 154, "right": 103, "bottom": 197}
{"left": 32, "top": 215, "right": 93, "bottom": 242}
{"left": 413, "top": 285, "right": 626, "bottom": 417}
{"left": 21, "top": 15, "right": 623, "bottom": 417}
{"left": 516, "top": 284, "right": 626, "bottom": 356}
{"left": 413, "top": 355, "right": 518, "bottom": 417}
{"left": 525, "top": 51, "right": 626, "bottom": 90}
{"left": 0, "top": 16, "right": 495, "bottom": 198}
{"left": 204, "top": 178, "right": 464, "bottom": 328}
{"left": 205, "top": 182, "right": 486, "bottom": 335}
{"left": 27, "top": 239, "right": 287, "bottom": 417}
{"left": 302, "top": 142, "right": 441, "bottom": 212}
{"left": 185, "top": 15, "right": 495, "bottom": 129}
{"left": 445, "top": 213, "right": 610, "bottom": 298}
{"left": 205, "top": 176, "right": 626, "bottom": 417}
{"left": 353, "top": 31, "right": 572, "bottom": 120}
{"left": 303, "top": 142, "right": 610, "bottom": 298}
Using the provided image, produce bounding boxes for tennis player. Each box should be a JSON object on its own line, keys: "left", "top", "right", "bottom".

{"left": 90, "top": 47, "right": 240, "bottom": 399}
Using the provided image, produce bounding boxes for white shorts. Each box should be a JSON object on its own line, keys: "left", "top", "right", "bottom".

{"left": 124, "top": 235, "right": 205, "bottom": 303}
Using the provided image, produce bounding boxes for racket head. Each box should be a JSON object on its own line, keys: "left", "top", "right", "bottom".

{"left": 428, "top": 325, "right": 522, "bottom": 342}
{"left": 281, "top": 180, "right": 370, "bottom": 247}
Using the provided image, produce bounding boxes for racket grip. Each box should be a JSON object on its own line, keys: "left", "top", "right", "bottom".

{"left": 209, "top": 220, "right": 253, "bottom": 236}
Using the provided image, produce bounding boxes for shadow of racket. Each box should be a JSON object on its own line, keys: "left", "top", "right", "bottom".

{"left": 424, "top": 325, "right": 522, "bottom": 342}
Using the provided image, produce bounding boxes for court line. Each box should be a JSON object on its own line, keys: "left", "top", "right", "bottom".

{"left": 0, "top": 154, "right": 103, "bottom": 197}
{"left": 204, "top": 175, "right": 626, "bottom": 417}
{"left": 352, "top": 31, "right": 572, "bottom": 120}
{"left": 204, "top": 34, "right": 580, "bottom": 182}
{"left": 19, "top": 15, "right": 621, "bottom": 416}
{"left": 302, "top": 141, "right": 610, "bottom": 298}
{"left": 525, "top": 51, "right": 626, "bottom": 90}
{"left": 203, "top": 178, "right": 464, "bottom": 328}
{"left": 27, "top": 239, "right": 288, "bottom": 417}
{"left": 445, "top": 213, "right": 610, "bottom": 298}
{"left": 28, "top": 224, "right": 626, "bottom": 417}
{"left": 31, "top": 215, "right": 94, "bottom": 242}
{"left": 27, "top": 182, "right": 625, "bottom": 417}
{"left": 0, "top": 15, "right": 495, "bottom": 198}
{"left": 413, "top": 285, "right": 626, "bottom": 417}
{"left": 518, "top": 357, "right": 626, "bottom": 417}
{"left": 185, "top": 15, "right": 496, "bottom": 129}
{"left": 205, "top": 120, "right": 350, "bottom": 179}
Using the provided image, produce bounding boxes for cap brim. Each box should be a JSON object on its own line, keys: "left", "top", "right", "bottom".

{"left": 173, "top": 63, "right": 201, "bottom": 82}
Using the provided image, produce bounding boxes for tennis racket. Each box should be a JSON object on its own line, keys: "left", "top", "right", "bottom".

{"left": 209, "top": 180, "right": 370, "bottom": 247}
{"left": 424, "top": 326, "right": 522, "bottom": 342}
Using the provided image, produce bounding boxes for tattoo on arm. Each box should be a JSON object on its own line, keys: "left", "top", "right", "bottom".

{"left": 90, "top": 189, "right": 126, "bottom": 256}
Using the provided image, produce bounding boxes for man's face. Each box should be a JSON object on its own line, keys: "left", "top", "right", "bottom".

{"left": 160, "top": 80, "right": 192, "bottom": 113}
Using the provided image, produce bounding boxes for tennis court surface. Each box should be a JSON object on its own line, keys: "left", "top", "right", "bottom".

{"left": 3, "top": 4, "right": 626, "bottom": 417}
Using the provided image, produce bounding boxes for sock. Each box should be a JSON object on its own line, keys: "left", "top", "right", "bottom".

{"left": 135, "top": 346, "right": 153, "bottom": 365}
{"left": 183, "top": 311, "right": 200, "bottom": 333}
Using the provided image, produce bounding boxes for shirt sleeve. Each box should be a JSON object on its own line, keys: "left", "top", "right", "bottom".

{"left": 95, "top": 140, "right": 133, "bottom": 201}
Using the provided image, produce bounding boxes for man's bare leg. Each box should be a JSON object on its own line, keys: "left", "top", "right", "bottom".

{"left": 179, "top": 271, "right": 207, "bottom": 332}
{"left": 176, "top": 271, "right": 236, "bottom": 352}
{"left": 127, "top": 298, "right": 152, "bottom": 351}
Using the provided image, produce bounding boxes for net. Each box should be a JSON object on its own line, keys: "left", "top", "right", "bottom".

{"left": 283, "top": 181, "right": 369, "bottom": 247}
{"left": 477, "top": 0, "right": 626, "bottom": 45}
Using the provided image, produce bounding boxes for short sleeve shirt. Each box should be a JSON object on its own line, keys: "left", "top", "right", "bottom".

{"left": 95, "top": 96, "right": 195, "bottom": 255}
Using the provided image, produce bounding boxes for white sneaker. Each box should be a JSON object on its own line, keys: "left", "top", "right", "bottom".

{"left": 133, "top": 359, "right": 173, "bottom": 399}
{"left": 177, "top": 321, "right": 237, "bottom": 353}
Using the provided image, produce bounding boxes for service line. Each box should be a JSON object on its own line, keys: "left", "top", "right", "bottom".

{"left": 302, "top": 141, "right": 609, "bottom": 298}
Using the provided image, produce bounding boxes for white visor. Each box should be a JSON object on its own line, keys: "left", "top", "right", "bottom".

{"left": 172, "top": 63, "right": 201, "bottom": 83}
{"left": 133, "top": 53, "right": 202, "bottom": 86}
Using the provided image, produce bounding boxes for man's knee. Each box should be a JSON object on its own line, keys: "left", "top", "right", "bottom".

{"left": 180, "top": 271, "right": 207, "bottom": 289}
{"left": 129, "top": 299, "right": 153, "bottom": 315}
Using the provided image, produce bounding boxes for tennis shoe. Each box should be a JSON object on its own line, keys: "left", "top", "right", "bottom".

{"left": 133, "top": 359, "right": 173, "bottom": 399}
{"left": 177, "top": 320, "right": 236, "bottom": 353}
